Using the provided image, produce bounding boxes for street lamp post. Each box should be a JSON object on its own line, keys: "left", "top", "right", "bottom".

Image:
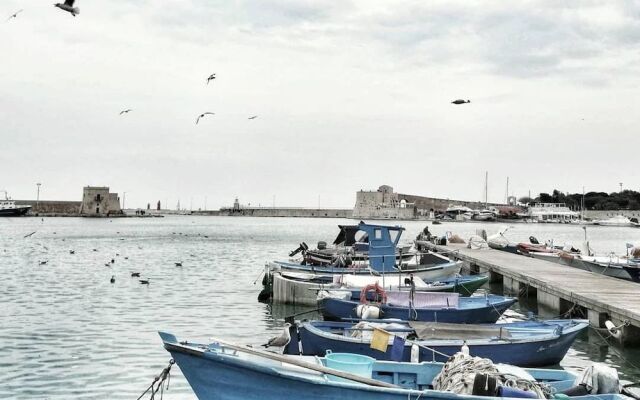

{"left": 36, "top": 183, "right": 41, "bottom": 208}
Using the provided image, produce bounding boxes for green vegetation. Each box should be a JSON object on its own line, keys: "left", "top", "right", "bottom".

{"left": 518, "top": 190, "right": 640, "bottom": 210}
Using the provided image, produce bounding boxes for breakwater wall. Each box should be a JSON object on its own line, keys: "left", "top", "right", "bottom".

{"left": 219, "top": 207, "right": 352, "bottom": 218}
{"left": 17, "top": 200, "right": 81, "bottom": 216}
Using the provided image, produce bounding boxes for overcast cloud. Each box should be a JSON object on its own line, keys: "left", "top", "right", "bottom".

{"left": 1, "top": 1, "right": 639, "bottom": 209}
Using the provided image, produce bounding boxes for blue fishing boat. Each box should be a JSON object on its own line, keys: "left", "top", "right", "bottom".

{"left": 319, "top": 293, "right": 516, "bottom": 323}
{"left": 160, "top": 332, "right": 629, "bottom": 400}
{"left": 261, "top": 222, "right": 462, "bottom": 302}
{"left": 268, "top": 222, "right": 463, "bottom": 281}
{"left": 290, "top": 319, "right": 589, "bottom": 367}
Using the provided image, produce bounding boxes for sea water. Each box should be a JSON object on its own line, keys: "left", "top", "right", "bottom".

{"left": 1, "top": 216, "right": 639, "bottom": 399}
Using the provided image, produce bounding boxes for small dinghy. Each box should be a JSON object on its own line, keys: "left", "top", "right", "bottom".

{"left": 319, "top": 292, "right": 516, "bottom": 323}
{"left": 290, "top": 319, "right": 589, "bottom": 367}
{"left": 160, "top": 331, "right": 630, "bottom": 400}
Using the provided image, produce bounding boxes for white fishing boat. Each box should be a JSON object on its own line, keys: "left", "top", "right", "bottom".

{"left": 594, "top": 215, "right": 637, "bottom": 227}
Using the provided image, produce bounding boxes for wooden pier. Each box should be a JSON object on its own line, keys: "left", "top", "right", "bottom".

{"left": 418, "top": 241, "right": 640, "bottom": 345}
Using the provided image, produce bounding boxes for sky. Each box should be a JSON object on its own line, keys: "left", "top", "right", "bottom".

{"left": 1, "top": 1, "right": 639, "bottom": 209}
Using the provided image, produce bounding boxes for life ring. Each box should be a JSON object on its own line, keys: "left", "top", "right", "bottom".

{"left": 360, "top": 283, "right": 387, "bottom": 304}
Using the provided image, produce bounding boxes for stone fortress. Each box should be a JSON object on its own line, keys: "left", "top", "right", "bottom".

{"left": 353, "top": 185, "right": 507, "bottom": 219}
{"left": 79, "top": 186, "right": 122, "bottom": 216}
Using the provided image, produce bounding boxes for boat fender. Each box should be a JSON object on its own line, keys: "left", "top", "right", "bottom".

{"left": 472, "top": 373, "right": 498, "bottom": 396}
{"left": 604, "top": 320, "right": 623, "bottom": 340}
{"left": 410, "top": 344, "right": 419, "bottom": 363}
{"left": 362, "top": 305, "right": 381, "bottom": 320}
{"left": 461, "top": 341, "right": 469, "bottom": 356}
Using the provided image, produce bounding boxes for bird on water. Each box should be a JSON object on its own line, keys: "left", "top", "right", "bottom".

{"left": 451, "top": 99, "right": 471, "bottom": 105}
{"left": 6, "top": 9, "right": 23, "bottom": 21}
{"left": 207, "top": 73, "right": 216, "bottom": 84}
{"left": 248, "top": 115, "right": 258, "bottom": 120}
{"left": 119, "top": 109, "right": 132, "bottom": 115}
{"left": 139, "top": 278, "right": 150, "bottom": 285}
{"left": 110, "top": 275, "right": 115, "bottom": 284}
{"left": 131, "top": 272, "right": 140, "bottom": 277}
{"left": 55, "top": 0, "right": 80, "bottom": 17}
{"left": 196, "top": 112, "right": 215, "bottom": 124}
{"left": 262, "top": 323, "right": 292, "bottom": 350}
{"left": 175, "top": 262, "right": 182, "bottom": 267}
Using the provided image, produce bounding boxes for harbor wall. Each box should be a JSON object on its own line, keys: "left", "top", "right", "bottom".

{"left": 17, "top": 200, "right": 81, "bottom": 216}
{"left": 218, "top": 207, "right": 352, "bottom": 218}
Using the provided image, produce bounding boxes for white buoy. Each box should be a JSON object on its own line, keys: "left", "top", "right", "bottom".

{"left": 604, "top": 320, "right": 623, "bottom": 340}
{"left": 461, "top": 340, "right": 470, "bottom": 356}
{"left": 410, "top": 344, "right": 420, "bottom": 363}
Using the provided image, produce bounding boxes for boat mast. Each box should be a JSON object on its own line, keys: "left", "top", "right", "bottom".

{"left": 484, "top": 171, "right": 488, "bottom": 207}
{"left": 505, "top": 177, "right": 509, "bottom": 204}
{"left": 581, "top": 186, "right": 585, "bottom": 221}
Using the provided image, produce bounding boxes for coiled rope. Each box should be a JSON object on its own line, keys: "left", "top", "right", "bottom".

{"left": 136, "top": 359, "right": 174, "bottom": 400}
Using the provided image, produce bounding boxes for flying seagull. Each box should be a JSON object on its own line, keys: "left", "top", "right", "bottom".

{"left": 119, "top": 109, "right": 132, "bottom": 115}
{"left": 6, "top": 9, "right": 23, "bottom": 21}
{"left": 261, "top": 323, "right": 292, "bottom": 349}
{"left": 196, "top": 112, "right": 215, "bottom": 124}
{"left": 55, "top": 0, "right": 80, "bottom": 17}
{"left": 207, "top": 73, "right": 216, "bottom": 84}
{"left": 451, "top": 99, "right": 471, "bottom": 105}
{"left": 248, "top": 115, "right": 258, "bottom": 120}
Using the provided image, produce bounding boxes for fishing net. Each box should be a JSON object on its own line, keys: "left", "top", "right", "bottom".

{"left": 432, "top": 353, "right": 553, "bottom": 398}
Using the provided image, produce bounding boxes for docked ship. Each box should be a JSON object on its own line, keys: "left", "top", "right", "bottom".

{"left": 526, "top": 203, "right": 579, "bottom": 223}
{"left": 0, "top": 192, "right": 31, "bottom": 216}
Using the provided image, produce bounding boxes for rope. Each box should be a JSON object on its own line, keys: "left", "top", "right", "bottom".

{"left": 136, "top": 359, "right": 174, "bottom": 400}
{"left": 589, "top": 325, "right": 640, "bottom": 372}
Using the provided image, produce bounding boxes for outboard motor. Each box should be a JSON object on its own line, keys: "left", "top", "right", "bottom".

{"left": 529, "top": 236, "right": 540, "bottom": 245}
{"left": 288, "top": 242, "right": 309, "bottom": 257}
{"left": 317, "top": 241, "right": 327, "bottom": 250}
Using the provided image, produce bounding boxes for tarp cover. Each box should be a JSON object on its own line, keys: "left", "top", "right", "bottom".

{"left": 386, "top": 291, "right": 459, "bottom": 308}
{"left": 408, "top": 321, "right": 512, "bottom": 340}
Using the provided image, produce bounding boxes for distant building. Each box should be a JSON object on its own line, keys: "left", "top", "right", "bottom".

{"left": 79, "top": 186, "right": 122, "bottom": 216}
{"left": 353, "top": 185, "right": 416, "bottom": 219}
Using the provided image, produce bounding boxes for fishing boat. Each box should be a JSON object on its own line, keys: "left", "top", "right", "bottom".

{"left": 292, "top": 224, "right": 414, "bottom": 266}
{"left": 528, "top": 241, "right": 640, "bottom": 282}
{"left": 0, "top": 192, "right": 31, "bottom": 217}
{"left": 290, "top": 319, "right": 588, "bottom": 367}
{"left": 319, "top": 292, "right": 516, "bottom": 323}
{"left": 594, "top": 216, "right": 638, "bottom": 227}
{"left": 271, "top": 271, "right": 489, "bottom": 305}
{"left": 160, "top": 332, "right": 630, "bottom": 400}
{"left": 486, "top": 228, "right": 519, "bottom": 254}
{"left": 261, "top": 222, "right": 462, "bottom": 301}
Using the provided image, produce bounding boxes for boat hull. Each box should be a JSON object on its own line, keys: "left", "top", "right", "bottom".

{"left": 295, "top": 320, "right": 587, "bottom": 367}
{"left": 0, "top": 206, "right": 30, "bottom": 216}
{"left": 161, "top": 333, "right": 615, "bottom": 400}
{"left": 270, "top": 260, "right": 462, "bottom": 282}
{"left": 319, "top": 296, "right": 516, "bottom": 323}
{"left": 272, "top": 273, "right": 489, "bottom": 305}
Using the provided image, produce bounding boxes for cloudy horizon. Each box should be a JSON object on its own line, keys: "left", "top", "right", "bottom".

{"left": 2, "top": 1, "right": 639, "bottom": 209}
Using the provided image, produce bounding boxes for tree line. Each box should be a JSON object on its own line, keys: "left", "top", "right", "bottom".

{"left": 518, "top": 189, "right": 640, "bottom": 210}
